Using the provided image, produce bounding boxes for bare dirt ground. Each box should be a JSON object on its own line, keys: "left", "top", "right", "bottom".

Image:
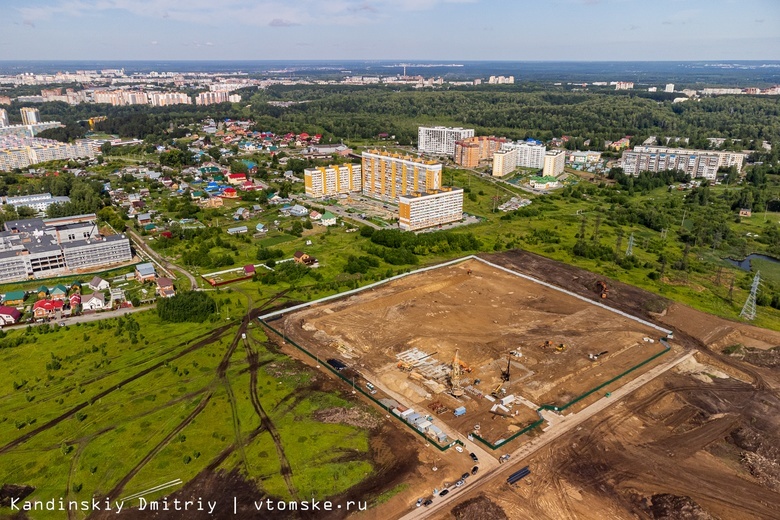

{"left": 277, "top": 258, "right": 666, "bottom": 447}
{"left": 419, "top": 250, "right": 780, "bottom": 520}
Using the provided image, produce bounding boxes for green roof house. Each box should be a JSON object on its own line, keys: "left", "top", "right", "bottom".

{"left": 2, "top": 290, "right": 26, "bottom": 305}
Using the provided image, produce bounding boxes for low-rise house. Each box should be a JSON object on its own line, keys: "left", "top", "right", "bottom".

{"left": 137, "top": 213, "right": 152, "bottom": 225}
{"left": 50, "top": 285, "right": 69, "bottom": 300}
{"left": 293, "top": 251, "right": 318, "bottom": 267}
{"left": 309, "top": 210, "right": 321, "bottom": 221}
{"left": 243, "top": 265, "right": 256, "bottom": 276}
{"left": 82, "top": 292, "right": 105, "bottom": 311}
{"left": 221, "top": 187, "right": 239, "bottom": 199}
{"left": 227, "top": 173, "right": 247, "bottom": 185}
{"left": 33, "top": 299, "right": 64, "bottom": 319}
{"left": 87, "top": 276, "right": 111, "bottom": 291}
{"left": 69, "top": 293, "right": 81, "bottom": 308}
{"left": 233, "top": 207, "right": 248, "bottom": 220}
{"left": 135, "top": 262, "right": 157, "bottom": 282}
{"left": 156, "top": 278, "right": 175, "bottom": 298}
{"left": 3, "top": 290, "right": 26, "bottom": 306}
{"left": 290, "top": 204, "right": 308, "bottom": 217}
{"left": 0, "top": 306, "right": 21, "bottom": 326}
{"left": 739, "top": 208, "right": 752, "bottom": 217}
{"left": 202, "top": 196, "right": 224, "bottom": 208}
{"left": 320, "top": 211, "right": 337, "bottom": 226}
{"left": 35, "top": 286, "right": 50, "bottom": 298}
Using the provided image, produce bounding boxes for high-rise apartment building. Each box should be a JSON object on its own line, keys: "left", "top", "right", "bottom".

{"left": 398, "top": 188, "right": 464, "bottom": 231}
{"left": 492, "top": 148, "right": 517, "bottom": 177}
{"left": 620, "top": 146, "right": 746, "bottom": 180}
{"left": 196, "top": 91, "right": 230, "bottom": 106}
{"left": 20, "top": 107, "right": 40, "bottom": 125}
{"left": 454, "top": 136, "right": 507, "bottom": 168}
{"left": 665, "top": 84, "right": 675, "bottom": 93}
{"left": 362, "top": 150, "right": 442, "bottom": 201}
{"left": 501, "top": 140, "right": 546, "bottom": 169}
{"left": 93, "top": 90, "right": 148, "bottom": 106}
{"left": 0, "top": 109, "right": 8, "bottom": 128}
{"left": 543, "top": 150, "right": 566, "bottom": 177}
{"left": 418, "top": 126, "right": 474, "bottom": 156}
{"left": 303, "top": 164, "right": 362, "bottom": 198}
{"left": 148, "top": 92, "right": 192, "bottom": 107}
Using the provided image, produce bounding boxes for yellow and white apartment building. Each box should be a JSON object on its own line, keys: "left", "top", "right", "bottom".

{"left": 398, "top": 188, "right": 464, "bottom": 231}
{"left": 303, "top": 164, "right": 362, "bottom": 198}
{"left": 361, "top": 150, "right": 442, "bottom": 201}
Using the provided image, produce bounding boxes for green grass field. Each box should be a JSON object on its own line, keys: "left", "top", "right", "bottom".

{"left": 0, "top": 302, "right": 377, "bottom": 518}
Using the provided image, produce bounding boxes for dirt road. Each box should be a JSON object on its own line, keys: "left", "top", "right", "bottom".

{"left": 126, "top": 229, "right": 199, "bottom": 290}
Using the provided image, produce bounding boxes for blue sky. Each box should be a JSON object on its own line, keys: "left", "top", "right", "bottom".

{"left": 1, "top": 0, "right": 779, "bottom": 60}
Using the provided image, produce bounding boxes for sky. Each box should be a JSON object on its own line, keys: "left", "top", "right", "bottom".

{"left": 1, "top": 0, "right": 779, "bottom": 61}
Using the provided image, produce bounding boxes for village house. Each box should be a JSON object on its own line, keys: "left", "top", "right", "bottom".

{"left": 0, "top": 305, "right": 21, "bottom": 326}
{"left": 135, "top": 263, "right": 157, "bottom": 283}
{"left": 88, "top": 276, "right": 110, "bottom": 291}
{"left": 82, "top": 292, "right": 106, "bottom": 311}
{"left": 156, "top": 278, "right": 176, "bottom": 298}
{"left": 293, "top": 251, "right": 319, "bottom": 267}
{"left": 33, "top": 299, "right": 64, "bottom": 319}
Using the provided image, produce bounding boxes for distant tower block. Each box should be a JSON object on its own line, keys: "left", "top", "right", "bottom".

{"left": 625, "top": 233, "right": 635, "bottom": 256}
{"left": 740, "top": 271, "right": 761, "bottom": 321}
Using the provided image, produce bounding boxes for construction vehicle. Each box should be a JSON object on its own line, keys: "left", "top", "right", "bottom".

{"left": 555, "top": 344, "right": 568, "bottom": 352}
{"left": 588, "top": 351, "right": 609, "bottom": 361}
{"left": 450, "top": 349, "right": 465, "bottom": 397}
{"left": 540, "top": 340, "right": 553, "bottom": 350}
{"left": 596, "top": 281, "right": 608, "bottom": 299}
{"left": 491, "top": 382, "right": 504, "bottom": 398}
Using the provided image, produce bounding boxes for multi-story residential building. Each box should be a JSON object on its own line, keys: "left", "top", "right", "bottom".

{"left": 20, "top": 107, "right": 40, "bottom": 125}
{"left": 148, "top": 92, "right": 192, "bottom": 107}
{"left": 492, "top": 148, "right": 517, "bottom": 177}
{"left": 665, "top": 84, "right": 675, "bottom": 93}
{"left": 0, "top": 96, "right": 11, "bottom": 105}
{"left": 418, "top": 126, "right": 474, "bottom": 156}
{"left": 303, "top": 164, "right": 362, "bottom": 198}
{"left": 454, "top": 136, "right": 507, "bottom": 168}
{"left": 93, "top": 90, "right": 149, "bottom": 106}
{"left": 0, "top": 109, "right": 8, "bottom": 128}
{"left": 0, "top": 214, "right": 132, "bottom": 282}
{"left": 543, "top": 150, "right": 566, "bottom": 177}
{"left": 196, "top": 91, "right": 230, "bottom": 106}
{"left": 362, "top": 150, "right": 442, "bottom": 201}
{"left": 4, "top": 193, "right": 70, "bottom": 213}
{"left": 621, "top": 146, "right": 746, "bottom": 179}
{"left": 0, "top": 136, "right": 100, "bottom": 171}
{"left": 615, "top": 82, "right": 634, "bottom": 90}
{"left": 488, "top": 76, "right": 515, "bottom": 84}
{"left": 500, "top": 140, "right": 546, "bottom": 169}
{"left": 398, "top": 188, "right": 464, "bottom": 231}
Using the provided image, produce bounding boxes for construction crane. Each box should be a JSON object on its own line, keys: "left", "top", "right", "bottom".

{"left": 501, "top": 357, "right": 511, "bottom": 382}
{"left": 596, "top": 281, "right": 608, "bottom": 299}
{"left": 450, "top": 349, "right": 464, "bottom": 397}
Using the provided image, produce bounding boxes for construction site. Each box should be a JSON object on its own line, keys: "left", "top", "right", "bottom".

{"left": 272, "top": 257, "right": 670, "bottom": 448}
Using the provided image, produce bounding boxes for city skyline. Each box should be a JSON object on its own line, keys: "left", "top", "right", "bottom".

{"left": 2, "top": 0, "right": 779, "bottom": 61}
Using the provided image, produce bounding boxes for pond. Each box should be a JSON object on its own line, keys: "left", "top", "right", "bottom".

{"left": 725, "top": 253, "right": 780, "bottom": 272}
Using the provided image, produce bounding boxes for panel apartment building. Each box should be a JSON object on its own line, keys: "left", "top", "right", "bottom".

{"left": 0, "top": 214, "right": 133, "bottom": 282}
{"left": 620, "top": 146, "right": 746, "bottom": 180}
{"left": 398, "top": 188, "right": 464, "bottom": 231}
{"left": 418, "top": 126, "right": 474, "bottom": 156}
{"left": 303, "top": 164, "right": 362, "bottom": 198}
{"left": 0, "top": 136, "right": 100, "bottom": 172}
{"left": 492, "top": 140, "right": 547, "bottom": 176}
{"left": 454, "top": 136, "right": 507, "bottom": 168}
{"left": 362, "top": 150, "right": 442, "bottom": 201}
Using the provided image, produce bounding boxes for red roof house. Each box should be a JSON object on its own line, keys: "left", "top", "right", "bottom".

{"left": 33, "top": 299, "right": 64, "bottom": 318}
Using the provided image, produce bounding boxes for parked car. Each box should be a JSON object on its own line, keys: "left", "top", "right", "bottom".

{"left": 471, "top": 466, "right": 479, "bottom": 475}
{"left": 455, "top": 480, "right": 464, "bottom": 487}
{"left": 416, "top": 498, "right": 423, "bottom": 507}
{"left": 470, "top": 452, "right": 479, "bottom": 462}
{"left": 439, "top": 489, "right": 449, "bottom": 497}
{"left": 461, "top": 472, "right": 470, "bottom": 480}
{"left": 423, "top": 499, "right": 433, "bottom": 506}
{"left": 455, "top": 446, "right": 463, "bottom": 453}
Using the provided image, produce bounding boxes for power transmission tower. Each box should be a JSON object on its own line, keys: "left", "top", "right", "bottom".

{"left": 591, "top": 214, "right": 601, "bottom": 242}
{"left": 625, "top": 233, "right": 634, "bottom": 256}
{"left": 660, "top": 228, "right": 668, "bottom": 242}
{"left": 740, "top": 271, "right": 761, "bottom": 321}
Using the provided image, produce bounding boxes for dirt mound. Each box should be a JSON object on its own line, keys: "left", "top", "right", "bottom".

{"left": 648, "top": 494, "right": 716, "bottom": 520}
{"left": 741, "top": 347, "right": 780, "bottom": 368}
{"left": 312, "top": 407, "right": 382, "bottom": 429}
{"left": 451, "top": 495, "right": 508, "bottom": 520}
{"left": 730, "top": 426, "right": 780, "bottom": 492}
{"left": 0, "top": 484, "right": 34, "bottom": 507}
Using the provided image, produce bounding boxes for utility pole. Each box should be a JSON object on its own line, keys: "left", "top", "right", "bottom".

{"left": 679, "top": 210, "right": 687, "bottom": 231}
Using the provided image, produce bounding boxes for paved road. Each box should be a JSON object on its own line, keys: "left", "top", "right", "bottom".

{"left": 126, "top": 229, "right": 199, "bottom": 290}
{"left": 399, "top": 349, "right": 695, "bottom": 520}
